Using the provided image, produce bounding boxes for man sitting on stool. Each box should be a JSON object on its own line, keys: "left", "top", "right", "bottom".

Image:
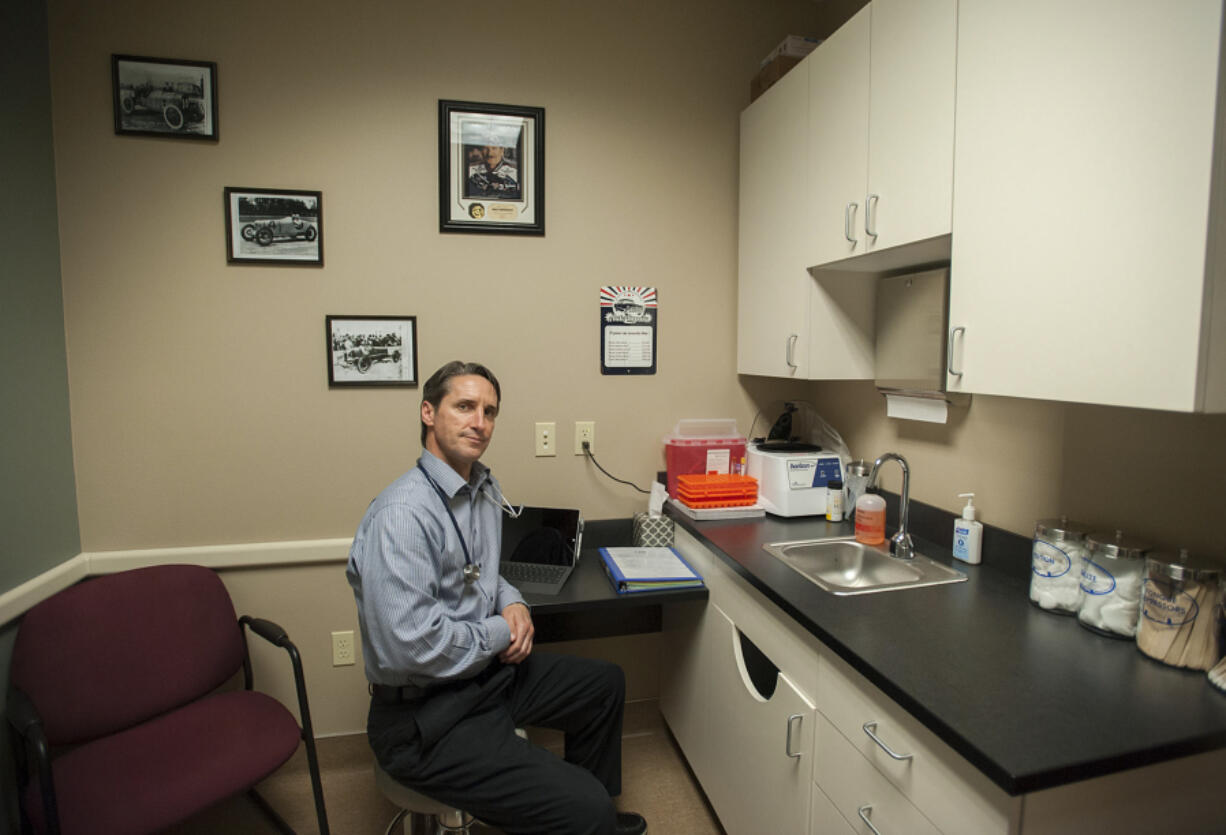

{"left": 347, "top": 360, "right": 647, "bottom": 835}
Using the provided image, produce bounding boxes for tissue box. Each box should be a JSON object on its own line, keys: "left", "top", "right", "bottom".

{"left": 633, "top": 513, "right": 675, "bottom": 547}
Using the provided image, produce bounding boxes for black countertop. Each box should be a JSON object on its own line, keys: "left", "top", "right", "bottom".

{"left": 667, "top": 508, "right": 1226, "bottom": 796}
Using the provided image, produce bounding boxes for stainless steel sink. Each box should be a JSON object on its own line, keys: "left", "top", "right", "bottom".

{"left": 762, "top": 537, "right": 967, "bottom": 595}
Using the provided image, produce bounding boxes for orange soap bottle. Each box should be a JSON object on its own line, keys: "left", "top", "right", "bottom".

{"left": 854, "top": 488, "right": 886, "bottom": 545}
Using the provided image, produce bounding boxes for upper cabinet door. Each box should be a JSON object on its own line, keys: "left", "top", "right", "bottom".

{"left": 949, "top": 0, "right": 1225, "bottom": 411}
{"left": 865, "top": 0, "right": 957, "bottom": 253}
{"left": 808, "top": 5, "right": 871, "bottom": 267}
{"left": 737, "top": 61, "right": 813, "bottom": 377}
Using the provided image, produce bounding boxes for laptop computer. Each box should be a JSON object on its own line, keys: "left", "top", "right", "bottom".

{"left": 498, "top": 506, "right": 584, "bottom": 595}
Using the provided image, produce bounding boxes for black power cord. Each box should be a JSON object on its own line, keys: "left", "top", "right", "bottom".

{"left": 582, "top": 441, "right": 650, "bottom": 494}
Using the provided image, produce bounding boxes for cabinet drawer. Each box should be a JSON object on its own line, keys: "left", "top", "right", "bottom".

{"left": 811, "top": 780, "right": 857, "bottom": 835}
{"left": 817, "top": 650, "right": 1014, "bottom": 835}
{"left": 815, "top": 715, "right": 942, "bottom": 835}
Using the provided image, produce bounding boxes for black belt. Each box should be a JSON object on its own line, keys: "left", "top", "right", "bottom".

{"left": 369, "top": 682, "right": 430, "bottom": 704}
{"left": 369, "top": 663, "right": 506, "bottom": 706}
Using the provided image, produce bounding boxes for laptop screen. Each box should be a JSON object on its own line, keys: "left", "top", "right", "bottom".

{"left": 500, "top": 506, "right": 583, "bottom": 567}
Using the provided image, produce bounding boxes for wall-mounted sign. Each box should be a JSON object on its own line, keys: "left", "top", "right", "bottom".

{"left": 600, "top": 286, "right": 657, "bottom": 375}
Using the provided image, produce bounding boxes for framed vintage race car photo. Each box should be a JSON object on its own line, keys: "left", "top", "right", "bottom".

{"left": 325, "top": 315, "right": 418, "bottom": 388}
{"left": 112, "top": 54, "right": 218, "bottom": 140}
{"left": 224, "top": 187, "right": 323, "bottom": 265}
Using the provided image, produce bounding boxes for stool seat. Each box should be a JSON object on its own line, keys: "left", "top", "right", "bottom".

{"left": 374, "top": 761, "right": 460, "bottom": 817}
{"left": 373, "top": 728, "right": 528, "bottom": 835}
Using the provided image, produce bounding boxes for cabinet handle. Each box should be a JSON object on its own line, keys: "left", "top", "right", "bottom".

{"left": 857, "top": 804, "right": 884, "bottom": 835}
{"left": 862, "top": 721, "right": 913, "bottom": 761}
{"left": 785, "top": 713, "right": 803, "bottom": 759}
{"left": 786, "top": 334, "right": 798, "bottom": 370}
{"left": 947, "top": 326, "right": 966, "bottom": 378}
{"left": 844, "top": 202, "right": 859, "bottom": 244}
{"left": 865, "top": 193, "right": 879, "bottom": 239}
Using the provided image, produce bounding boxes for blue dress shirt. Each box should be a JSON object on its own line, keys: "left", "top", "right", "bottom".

{"left": 346, "top": 450, "right": 527, "bottom": 688}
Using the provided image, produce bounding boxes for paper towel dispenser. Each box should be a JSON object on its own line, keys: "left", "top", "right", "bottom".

{"left": 874, "top": 267, "right": 950, "bottom": 396}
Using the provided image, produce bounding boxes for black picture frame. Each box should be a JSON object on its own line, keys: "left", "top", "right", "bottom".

{"left": 326, "top": 316, "right": 419, "bottom": 388}
{"left": 112, "top": 54, "right": 218, "bottom": 140}
{"left": 224, "top": 187, "right": 324, "bottom": 266}
{"left": 439, "top": 99, "right": 545, "bottom": 235}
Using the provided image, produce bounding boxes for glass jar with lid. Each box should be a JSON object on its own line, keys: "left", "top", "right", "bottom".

{"left": 1076, "top": 530, "right": 1150, "bottom": 638}
{"left": 1029, "top": 517, "right": 1090, "bottom": 614}
{"left": 1137, "top": 550, "right": 1223, "bottom": 670}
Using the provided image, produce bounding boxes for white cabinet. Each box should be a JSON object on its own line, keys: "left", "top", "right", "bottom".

{"left": 808, "top": 5, "right": 871, "bottom": 266}
{"left": 736, "top": 58, "right": 813, "bottom": 377}
{"left": 665, "top": 529, "right": 1226, "bottom": 834}
{"left": 660, "top": 600, "right": 815, "bottom": 834}
{"left": 816, "top": 643, "right": 1016, "bottom": 835}
{"left": 809, "top": 0, "right": 957, "bottom": 267}
{"left": 736, "top": 0, "right": 956, "bottom": 382}
{"left": 948, "top": 0, "right": 1226, "bottom": 411}
{"left": 736, "top": 52, "right": 876, "bottom": 381}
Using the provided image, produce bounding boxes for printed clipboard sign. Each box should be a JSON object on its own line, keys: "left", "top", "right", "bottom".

{"left": 600, "top": 286, "right": 657, "bottom": 375}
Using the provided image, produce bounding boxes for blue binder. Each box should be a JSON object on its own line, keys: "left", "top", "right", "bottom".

{"left": 598, "top": 547, "right": 704, "bottom": 594}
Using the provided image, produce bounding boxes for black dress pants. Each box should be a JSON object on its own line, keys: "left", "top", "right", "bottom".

{"left": 368, "top": 651, "right": 626, "bottom": 835}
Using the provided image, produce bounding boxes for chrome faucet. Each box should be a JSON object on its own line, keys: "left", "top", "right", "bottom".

{"left": 866, "top": 452, "right": 914, "bottom": 560}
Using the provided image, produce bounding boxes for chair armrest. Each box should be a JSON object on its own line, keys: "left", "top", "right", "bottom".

{"left": 239, "top": 616, "right": 289, "bottom": 648}
{"left": 234, "top": 617, "right": 331, "bottom": 834}
{"left": 7, "top": 687, "right": 43, "bottom": 740}
{"left": 8, "top": 688, "right": 61, "bottom": 835}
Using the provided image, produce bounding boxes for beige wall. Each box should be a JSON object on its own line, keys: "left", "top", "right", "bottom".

{"left": 44, "top": 0, "right": 829, "bottom": 734}
{"left": 48, "top": 0, "right": 826, "bottom": 552}
{"left": 809, "top": 381, "right": 1226, "bottom": 559}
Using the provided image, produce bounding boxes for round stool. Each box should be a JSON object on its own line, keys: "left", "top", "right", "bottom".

{"left": 372, "top": 729, "right": 527, "bottom": 835}
{"left": 374, "top": 761, "right": 473, "bottom": 835}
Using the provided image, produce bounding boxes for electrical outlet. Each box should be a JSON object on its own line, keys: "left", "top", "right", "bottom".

{"left": 535, "top": 422, "right": 556, "bottom": 456}
{"left": 331, "top": 630, "right": 355, "bottom": 666}
{"left": 574, "top": 421, "right": 595, "bottom": 455}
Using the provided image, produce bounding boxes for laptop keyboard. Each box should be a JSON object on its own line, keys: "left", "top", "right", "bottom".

{"left": 500, "top": 563, "right": 569, "bottom": 585}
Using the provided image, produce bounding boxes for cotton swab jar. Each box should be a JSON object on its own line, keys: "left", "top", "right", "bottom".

{"left": 1137, "top": 551, "right": 1223, "bottom": 671}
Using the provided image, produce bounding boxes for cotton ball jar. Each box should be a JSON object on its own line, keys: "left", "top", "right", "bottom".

{"left": 1029, "top": 518, "right": 1091, "bottom": 614}
{"left": 1076, "top": 530, "right": 1150, "bottom": 639}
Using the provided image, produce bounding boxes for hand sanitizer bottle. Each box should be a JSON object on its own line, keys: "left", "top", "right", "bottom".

{"left": 953, "top": 493, "right": 983, "bottom": 565}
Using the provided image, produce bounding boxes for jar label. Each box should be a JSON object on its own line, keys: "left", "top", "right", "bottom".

{"left": 1031, "top": 539, "right": 1073, "bottom": 578}
{"left": 1141, "top": 581, "right": 1199, "bottom": 628}
{"left": 1079, "top": 560, "right": 1116, "bottom": 595}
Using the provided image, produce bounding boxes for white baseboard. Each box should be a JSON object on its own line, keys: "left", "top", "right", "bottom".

{"left": 0, "top": 538, "right": 353, "bottom": 626}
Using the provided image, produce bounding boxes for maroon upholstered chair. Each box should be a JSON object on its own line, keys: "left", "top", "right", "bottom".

{"left": 7, "top": 564, "right": 330, "bottom": 835}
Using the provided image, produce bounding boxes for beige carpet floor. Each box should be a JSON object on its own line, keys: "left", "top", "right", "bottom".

{"left": 165, "top": 699, "right": 723, "bottom": 834}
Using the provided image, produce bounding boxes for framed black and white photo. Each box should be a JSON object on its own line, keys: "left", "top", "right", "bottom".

{"left": 439, "top": 100, "right": 545, "bottom": 235}
{"left": 326, "top": 316, "right": 418, "bottom": 387}
{"left": 225, "top": 187, "right": 323, "bottom": 265}
{"left": 112, "top": 54, "right": 218, "bottom": 139}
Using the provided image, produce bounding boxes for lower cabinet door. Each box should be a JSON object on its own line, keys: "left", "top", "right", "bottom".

{"left": 701, "top": 603, "right": 816, "bottom": 835}
{"left": 662, "top": 600, "right": 818, "bottom": 834}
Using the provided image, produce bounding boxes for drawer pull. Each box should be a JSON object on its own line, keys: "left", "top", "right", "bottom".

{"left": 857, "top": 804, "right": 884, "bottom": 835}
{"left": 785, "top": 713, "right": 803, "bottom": 759}
{"left": 862, "top": 721, "right": 913, "bottom": 761}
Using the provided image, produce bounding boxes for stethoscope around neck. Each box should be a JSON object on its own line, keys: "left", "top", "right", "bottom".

{"left": 418, "top": 464, "right": 522, "bottom": 585}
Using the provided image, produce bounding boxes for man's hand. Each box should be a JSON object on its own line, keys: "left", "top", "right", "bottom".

{"left": 499, "top": 602, "right": 534, "bottom": 664}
